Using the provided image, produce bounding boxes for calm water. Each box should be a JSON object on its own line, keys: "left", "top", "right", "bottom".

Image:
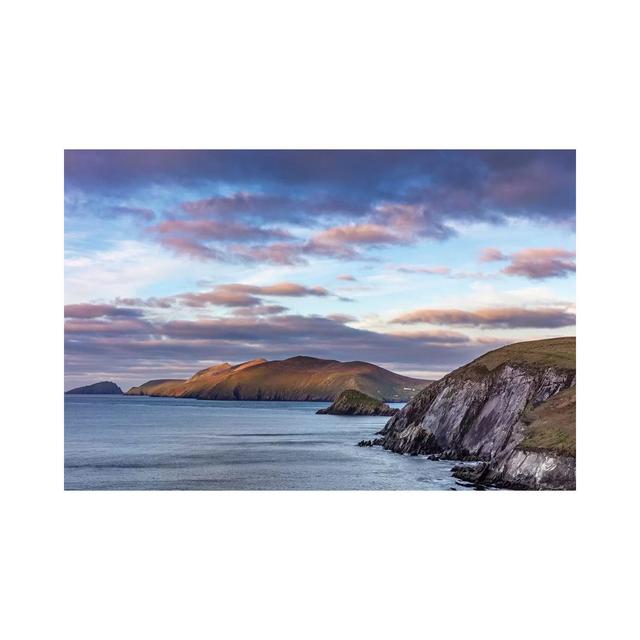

{"left": 64, "top": 395, "right": 472, "bottom": 490}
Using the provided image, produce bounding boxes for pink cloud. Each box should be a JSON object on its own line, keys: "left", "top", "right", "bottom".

{"left": 178, "top": 282, "right": 332, "bottom": 308}
{"left": 503, "top": 248, "right": 576, "bottom": 279}
{"left": 397, "top": 265, "right": 452, "bottom": 275}
{"left": 64, "top": 304, "right": 143, "bottom": 319}
{"left": 479, "top": 247, "right": 508, "bottom": 262}
{"left": 152, "top": 218, "right": 291, "bottom": 241}
{"left": 311, "top": 223, "right": 400, "bottom": 246}
{"left": 159, "top": 237, "right": 224, "bottom": 260}
{"left": 392, "top": 306, "right": 576, "bottom": 328}
{"left": 231, "top": 243, "right": 308, "bottom": 265}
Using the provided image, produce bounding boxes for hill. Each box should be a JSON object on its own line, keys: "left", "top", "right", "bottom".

{"left": 316, "top": 389, "right": 399, "bottom": 416}
{"left": 127, "top": 356, "right": 429, "bottom": 402}
{"left": 377, "top": 337, "right": 576, "bottom": 490}
{"left": 65, "top": 381, "right": 123, "bottom": 395}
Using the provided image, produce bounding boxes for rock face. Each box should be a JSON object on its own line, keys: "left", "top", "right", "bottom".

{"left": 65, "top": 381, "right": 123, "bottom": 395}
{"left": 127, "top": 356, "right": 430, "bottom": 402}
{"left": 317, "top": 390, "right": 399, "bottom": 416}
{"left": 378, "top": 337, "right": 576, "bottom": 490}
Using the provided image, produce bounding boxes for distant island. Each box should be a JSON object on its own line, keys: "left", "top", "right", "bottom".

{"left": 65, "top": 381, "right": 123, "bottom": 395}
{"left": 126, "top": 356, "right": 430, "bottom": 402}
{"left": 317, "top": 389, "right": 399, "bottom": 416}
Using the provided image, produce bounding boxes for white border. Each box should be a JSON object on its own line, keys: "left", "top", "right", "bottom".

{"left": 4, "top": 1, "right": 638, "bottom": 638}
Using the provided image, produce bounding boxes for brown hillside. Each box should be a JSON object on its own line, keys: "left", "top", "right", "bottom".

{"left": 127, "top": 356, "right": 429, "bottom": 402}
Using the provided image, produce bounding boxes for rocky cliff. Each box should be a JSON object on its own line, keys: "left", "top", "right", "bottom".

{"left": 65, "top": 381, "right": 123, "bottom": 395}
{"left": 127, "top": 356, "right": 429, "bottom": 402}
{"left": 317, "top": 389, "right": 399, "bottom": 416}
{"left": 377, "top": 337, "right": 576, "bottom": 490}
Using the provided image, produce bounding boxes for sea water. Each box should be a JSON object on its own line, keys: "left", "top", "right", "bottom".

{"left": 64, "top": 395, "right": 474, "bottom": 490}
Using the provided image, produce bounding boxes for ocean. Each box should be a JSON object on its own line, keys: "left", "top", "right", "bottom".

{"left": 64, "top": 395, "right": 474, "bottom": 490}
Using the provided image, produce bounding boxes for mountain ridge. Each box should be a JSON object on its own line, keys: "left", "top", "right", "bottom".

{"left": 127, "top": 355, "right": 430, "bottom": 402}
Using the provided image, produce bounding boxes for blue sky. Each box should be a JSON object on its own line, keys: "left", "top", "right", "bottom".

{"left": 64, "top": 150, "right": 575, "bottom": 390}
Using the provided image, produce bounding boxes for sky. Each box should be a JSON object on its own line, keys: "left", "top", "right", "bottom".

{"left": 64, "top": 150, "right": 576, "bottom": 390}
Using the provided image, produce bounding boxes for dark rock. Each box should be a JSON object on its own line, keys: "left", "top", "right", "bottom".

{"left": 317, "top": 389, "right": 399, "bottom": 416}
{"left": 65, "top": 381, "right": 123, "bottom": 395}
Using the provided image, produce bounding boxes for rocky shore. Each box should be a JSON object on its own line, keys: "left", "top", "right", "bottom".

{"left": 371, "top": 338, "right": 576, "bottom": 490}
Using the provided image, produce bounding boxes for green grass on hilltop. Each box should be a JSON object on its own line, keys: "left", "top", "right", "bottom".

{"left": 335, "top": 389, "right": 384, "bottom": 407}
{"left": 468, "top": 337, "right": 576, "bottom": 373}
{"left": 518, "top": 386, "right": 576, "bottom": 457}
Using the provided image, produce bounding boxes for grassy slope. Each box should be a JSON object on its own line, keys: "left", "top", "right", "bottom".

{"left": 518, "top": 386, "right": 576, "bottom": 457}
{"left": 389, "top": 337, "right": 576, "bottom": 449}
{"left": 127, "top": 379, "right": 186, "bottom": 395}
{"left": 454, "top": 338, "right": 576, "bottom": 457}
{"left": 197, "top": 356, "right": 428, "bottom": 400}
{"left": 332, "top": 389, "right": 386, "bottom": 409}
{"left": 465, "top": 337, "right": 576, "bottom": 373}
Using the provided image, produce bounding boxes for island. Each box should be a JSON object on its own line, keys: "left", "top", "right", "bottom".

{"left": 65, "top": 381, "right": 123, "bottom": 395}
{"left": 127, "top": 356, "right": 430, "bottom": 402}
{"left": 316, "top": 389, "right": 399, "bottom": 416}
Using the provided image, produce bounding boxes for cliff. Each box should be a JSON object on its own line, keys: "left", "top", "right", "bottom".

{"left": 453, "top": 386, "right": 576, "bottom": 489}
{"left": 127, "top": 356, "right": 429, "bottom": 402}
{"left": 377, "top": 337, "right": 576, "bottom": 490}
{"left": 65, "top": 381, "right": 123, "bottom": 395}
{"left": 316, "top": 389, "right": 399, "bottom": 416}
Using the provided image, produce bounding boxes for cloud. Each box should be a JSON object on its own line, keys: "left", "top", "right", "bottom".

{"left": 372, "top": 203, "right": 455, "bottom": 241}
{"left": 178, "top": 282, "right": 332, "bottom": 308}
{"left": 65, "top": 151, "right": 575, "bottom": 229}
{"left": 150, "top": 218, "right": 293, "bottom": 261}
{"left": 392, "top": 306, "right": 576, "bottom": 328}
{"left": 389, "top": 329, "right": 477, "bottom": 344}
{"left": 231, "top": 305, "right": 288, "bottom": 317}
{"left": 109, "top": 205, "right": 155, "bottom": 221}
{"left": 479, "top": 247, "right": 508, "bottom": 262}
{"left": 337, "top": 274, "right": 356, "bottom": 281}
{"left": 229, "top": 216, "right": 442, "bottom": 266}
{"left": 310, "top": 223, "right": 402, "bottom": 247}
{"left": 502, "top": 248, "right": 576, "bottom": 279}
{"left": 151, "top": 218, "right": 291, "bottom": 241}
{"left": 66, "top": 151, "right": 575, "bottom": 265}
{"left": 65, "top": 312, "right": 508, "bottom": 389}
{"left": 230, "top": 243, "right": 308, "bottom": 265}
{"left": 64, "top": 303, "right": 144, "bottom": 319}
{"left": 396, "top": 265, "right": 452, "bottom": 275}
{"left": 326, "top": 313, "right": 358, "bottom": 323}
{"left": 64, "top": 318, "right": 155, "bottom": 336}
{"left": 114, "top": 297, "right": 174, "bottom": 309}
{"left": 479, "top": 247, "right": 576, "bottom": 279}
{"left": 180, "top": 192, "right": 366, "bottom": 224}
{"left": 254, "top": 283, "right": 330, "bottom": 297}
{"left": 157, "top": 237, "right": 224, "bottom": 261}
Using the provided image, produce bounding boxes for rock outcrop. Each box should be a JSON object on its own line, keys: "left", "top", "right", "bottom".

{"left": 452, "top": 386, "right": 576, "bottom": 489}
{"left": 317, "top": 390, "right": 399, "bottom": 416}
{"left": 127, "top": 356, "right": 430, "bottom": 402}
{"left": 377, "top": 337, "right": 576, "bottom": 490}
{"left": 65, "top": 381, "right": 123, "bottom": 395}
